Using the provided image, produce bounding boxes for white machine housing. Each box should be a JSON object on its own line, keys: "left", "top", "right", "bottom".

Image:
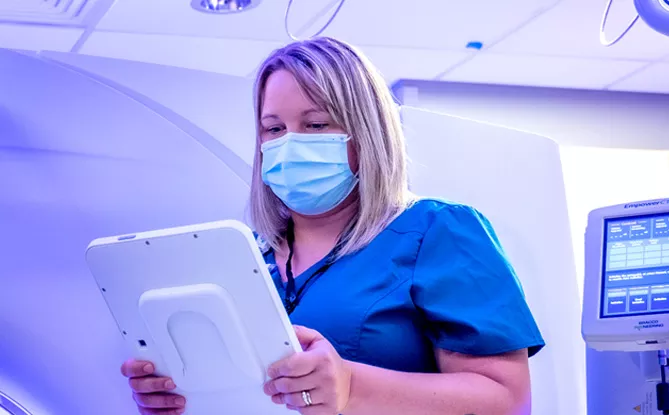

{"left": 583, "top": 198, "right": 669, "bottom": 352}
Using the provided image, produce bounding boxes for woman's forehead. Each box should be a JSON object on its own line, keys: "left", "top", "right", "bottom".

{"left": 261, "top": 71, "right": 326, "bottom": 118}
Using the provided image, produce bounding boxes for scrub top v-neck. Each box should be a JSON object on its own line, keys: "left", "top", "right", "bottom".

{"left": 258, "top": 198, "right": 545, "bottom": 373}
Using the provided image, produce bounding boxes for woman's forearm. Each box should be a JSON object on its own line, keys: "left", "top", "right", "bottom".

{"left": 342, "top": 360, "right": 526, "bottom": 415}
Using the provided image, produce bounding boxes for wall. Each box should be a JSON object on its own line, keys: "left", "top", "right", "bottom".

{"left": 393, "top": 80, "right": 669, "bottom": 300}
{"left": 560, "top": 147, "right": 669, "bottom": 299}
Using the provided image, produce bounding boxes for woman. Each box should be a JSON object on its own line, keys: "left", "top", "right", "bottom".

{"left": 120, "top": 37, "right": 545, "bottom": 415}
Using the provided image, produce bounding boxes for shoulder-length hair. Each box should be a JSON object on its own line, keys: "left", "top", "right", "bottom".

{"left": 250, "top": 37, "right": 412, "bottom": 258}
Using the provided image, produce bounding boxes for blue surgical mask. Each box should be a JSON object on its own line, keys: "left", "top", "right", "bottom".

{"left": 261, "top": 132, "right": 358, "bottom": 216}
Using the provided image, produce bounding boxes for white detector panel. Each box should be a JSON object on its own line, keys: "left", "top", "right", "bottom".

{"left": 401, "top": 106, "right": 585, "bottom": 415}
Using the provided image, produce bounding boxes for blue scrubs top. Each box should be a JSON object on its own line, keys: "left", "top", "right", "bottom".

{"left": 257, "top": 198, "right": 545, "bottom": 373}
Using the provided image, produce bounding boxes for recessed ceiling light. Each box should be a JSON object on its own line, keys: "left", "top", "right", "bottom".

{"left": 191, "top": 0, "right": 262, "bottom": 14}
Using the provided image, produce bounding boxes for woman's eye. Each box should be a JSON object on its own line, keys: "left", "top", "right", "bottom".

{"left": 265, "top": 126, "right": 283, "bottom": 134}
{"left": 308, "top": 123, "right": 328, "bottom": 130}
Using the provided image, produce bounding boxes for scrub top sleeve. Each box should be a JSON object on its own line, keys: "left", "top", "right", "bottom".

{"left": 411, "top": 204, "right": 545, "bottom": 357}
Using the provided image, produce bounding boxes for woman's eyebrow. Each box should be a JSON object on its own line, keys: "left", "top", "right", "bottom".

{"left": 261, "top": 109, "right": 327, "bottom": 121}
{"left": 302, "top": 109, "right": 328, "bottom": 116}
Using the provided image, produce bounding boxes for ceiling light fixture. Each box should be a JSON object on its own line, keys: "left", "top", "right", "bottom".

{"left": 191, "top": 0, "right": 262, "bottom": 14}
{"left": 600, "top": 0, "right": 669, "bottom": 46}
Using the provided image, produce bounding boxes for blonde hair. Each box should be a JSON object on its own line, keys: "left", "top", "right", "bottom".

{"left": 250, "top": 37, "right": 412, "bottom": 257}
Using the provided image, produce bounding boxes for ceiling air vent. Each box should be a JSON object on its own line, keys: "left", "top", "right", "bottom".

{"left": 0, "top": 0, "right": 115, "bottom": 27}
{"left": 191, "top": 0, "right": 262, "bottom": 14}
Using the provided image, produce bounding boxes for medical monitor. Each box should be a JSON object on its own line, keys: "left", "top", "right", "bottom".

{"left": 582, "top": 198, "right": 669, "bottom": 352}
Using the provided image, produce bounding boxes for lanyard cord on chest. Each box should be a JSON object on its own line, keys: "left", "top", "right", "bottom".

{"left": 283, "top": 220, "right": 344, "bottom": 315}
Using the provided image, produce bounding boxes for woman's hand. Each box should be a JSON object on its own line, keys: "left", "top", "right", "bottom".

{"left": 120, "top": 359, "right": 186, "bottom": 415}
{"left": 264, "top": 325, "right": 352, "bottom": 414}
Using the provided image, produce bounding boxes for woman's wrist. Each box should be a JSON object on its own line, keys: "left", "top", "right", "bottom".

{"left": 340, "top": 359, "right": 367, "bottom": 415}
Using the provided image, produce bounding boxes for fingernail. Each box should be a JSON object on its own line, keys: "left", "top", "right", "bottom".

{"left": 174, "top": 397, "right": 185, "bottom": 406}
{"left": 165, "top": 380, "right": 176, "bottom": 389}
{"left": 143, "top": 363, "right": 153, "bottom": 374}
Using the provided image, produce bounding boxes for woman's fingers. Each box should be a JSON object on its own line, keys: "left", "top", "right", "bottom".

{"left": 129, "top": 376, "right": 176, "bottom": 393}
{"left": 137, "top": 407, "right": 185, "bottom": 415}
{"left": 272, "top": 388, "right": 322, "bottom": 407}
{"left": 133, "top": 392, "right": 186, "bottom": 409}
{"left": 120, "top": 360, "right": 185, "bottom": 414}
{"left": 121, "top": 359, "right": 155, "bottom": 378}
{"left": 265, "top": 373, "right": 317, "bottom": 395}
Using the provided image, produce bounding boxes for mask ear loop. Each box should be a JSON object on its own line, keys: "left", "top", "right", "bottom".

{"left": 285, "top": 0, "right": 347, "bottom": 41}
{"left": 600, "top": 0, "right": 640, "bottom": 46}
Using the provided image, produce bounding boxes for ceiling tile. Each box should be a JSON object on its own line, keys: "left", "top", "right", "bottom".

{"left": 608, "top": 63, "right": 669, "bottom": 94}
{"left": 79, "top": 32, "right": 283, "bottom": 77}
{"left": 94, "top": 0, "right": 334, "bottom": 42}
{"left": 321, "top": 0, "right": 560, "bottom": 50}
{"left": 357, "top": 45, "right": 470, "bottom": 84}
{"left": 0, "top": 24, "right": 83, "bottom": 52}
{"left": 0, "top": 0, "right": 68, "bottom": 14}
{"left": 94, "top": 0, "right": 558, "bottom": 50}
{"left": 0, "top": 0, "right": 115, "bottom": 26}
{"left": 490, "top": 0, "right": 669, "bottom": 61}
{"left": 441, "top": 53, "right": 647, "bottom": 90}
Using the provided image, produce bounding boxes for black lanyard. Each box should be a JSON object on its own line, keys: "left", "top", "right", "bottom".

{"left": 283, "top": 221, "right": 340, "bottom": 315}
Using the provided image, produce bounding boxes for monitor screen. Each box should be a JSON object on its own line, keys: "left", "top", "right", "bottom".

{"left": 601, "top": 212, "right": 669, "bottom": 318}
